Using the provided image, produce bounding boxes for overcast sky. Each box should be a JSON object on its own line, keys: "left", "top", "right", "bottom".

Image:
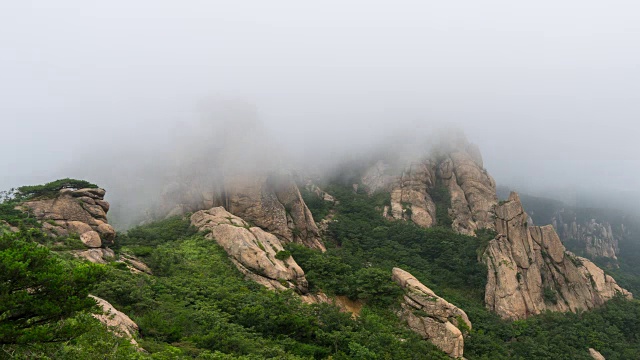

{"left": 2, "top": 1, "right": 639, "bottom": 211}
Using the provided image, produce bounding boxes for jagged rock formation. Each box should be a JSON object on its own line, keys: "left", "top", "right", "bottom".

{"left": 436, "top": 146, "right": 497, "bottom": 235}
{"left": 392, "top": 268, "right": 471, "bottom": 358}
{"left": 553, "top": 215, "right": 619, "bottom": 260}
{"left": 483, "top": 192, "right": 631, "bottom": 320}
{"left": 589, "top": 348, "right": 606, "bottom": 360}
{"left": 499, "top": 188, "right": 623, "bottom": 262}
{"left": 388, "top": 159, "right": 438, "bottom": 228}
{"left": 18, "top": 187, "right": 116, "bottom": 248}
{"left": 158, "top": 172, "right": 325, "bottom": 251}
{"left": 90, "top": 295, "right": 141, "bottom": 348}
{"left": 222, "top": 174, "right": 324, "bottom": 251}
{"left": 366, "top": 134, "right": 498, "bottom": 236}
{"left": 191, "top": 207, "right": 309, "bottom": 293}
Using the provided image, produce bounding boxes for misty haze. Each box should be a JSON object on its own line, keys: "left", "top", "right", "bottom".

{"left": 1, "top": 1, "right": 640, "bottom": 359}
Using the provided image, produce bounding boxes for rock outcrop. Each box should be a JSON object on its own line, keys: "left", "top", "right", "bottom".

{"left": 388, "top": 159, "right": 438, "bottom": 228}
{"left": 483, "top": 192, "right": 631, "bottom": 320}
{"left": 553, "top": 215, "right": 619, "bottom": 260}
{"left": 366, "top": 133, "right": 498, "bottom": 236}
{"left": 158, "top": 172, "right": 325, "bottom": 251}
{"left": 191, "top": 207, "right": 309, "bottom": 293}
{"left": 18, "top": 187, "right": 116, "bottom": 249}
{"left": 222, "top": 173, "right": 324, "bottom": 251}
{"left": 501, "top": 189, "right": 623, "bottom": 262}
{"left": 90, "top": 295, "right": 141, "bottom": 348}
{"left": 589, "top": 348, "right": 606, "bottom": 360}
{"left": 435, "top": 146, "right": 497, "bottom": 235}
{"left": 76, "top": 248, "right": 115, "bottom": 264}
{"left": 392, "top": 268, "right": 471, "bottom": 358}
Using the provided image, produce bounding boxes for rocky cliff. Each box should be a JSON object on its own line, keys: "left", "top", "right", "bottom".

{"left": 499, "top": 188, "right": 622, "bottom": 262}
{"left": 191, "top": 207, "right": 309, "bottom": 293}
{"left": 365, "top": 134, "right": 498, "bottom": 235}
{"left": 159, "top": 172, "right": 324, "bottom": 251}
{"left": 393, "top": 268, "right": 471, "bottom": 358}
{"left": 483, "top": 192, "right": 631, "bottom": 320}
{"left": 553, "top": 214, "right": 619, "bottom": 260}
{"left": 221, "top": 173, "right": 324, "bottom": 251}
{"left": 19, "top": 187, "right": 115, "bottom": 246}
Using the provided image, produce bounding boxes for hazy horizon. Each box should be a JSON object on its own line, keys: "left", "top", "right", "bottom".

{"left": 2, "top": 1, "right": 639, "bottom": 217}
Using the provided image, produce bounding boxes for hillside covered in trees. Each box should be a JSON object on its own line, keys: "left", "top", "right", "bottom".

{"left": 2, "top": 174, "right": 640, "bottom": 359}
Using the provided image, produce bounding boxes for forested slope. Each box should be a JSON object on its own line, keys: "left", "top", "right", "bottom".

{"left": 2, "top": 180, "right": 640, "bottom": 359}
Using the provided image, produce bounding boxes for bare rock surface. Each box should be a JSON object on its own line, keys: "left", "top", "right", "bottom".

{"left": 392, "top": 268, "right": 471, "bottom": 358}
{"left": 75, "top": 248, "right": 115, "bottom": 264}
{"left": 19, "top": 188, "right": 116, "bottom": 246}
{"left": 158, "top": 173, "right": 325, "bottom": 251}
{"left": 222, "top": 174, "right": 325, "bottom": 251}
{"left": 483, "top": 192, "right": 631, "bottom": 320}
{"left": 366, "top": 133, "right": 497, "bottom": 236}
{"left": 589, "top": 348, "right": 606, "bottom": 360}
{"left": 441, "top": 150, "right": 497, "bottom": 235}
{"left": 191, "top": 207, "right": 309, "bottom": 293}
{"left": 387, "top": 160, "right": 438, "bottom": 228}
{"left": 553, "top": 215, "right": 619, "bottom": 260}
{"left": 90, "top": 295, "right": 141, "bottom": 348}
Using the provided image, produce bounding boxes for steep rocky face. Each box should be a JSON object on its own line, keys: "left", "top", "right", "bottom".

{"left": 90, "top": 295, "right": 141, "bottom": 348}
{"left": 436, "top": 149, "right": 497, "bottom": 235}
{"left": 392, "top": 268, "right": 471, "bottom": 359}
{"left": 158, "top": 172, "right": 324, "bottom": 251}
{"left": 553, "top": 215, "right": 619, "bottom": 260}
{"left": 483, "top": 192, "right": 631, "bottom": 320}
{"left": 388, "top": 159, "right": 438, "bottom": 228}
{"left": 19, "top": 188, "right": 116, "bottom": 248}
{"left": 222, "top": 173, "right": 324, "bottom": 251}
{"left": 191, "top": 207, "right": 309, "bottom": 293}
{"left": 367, "top": 135, "right": 498, "bottom": 236}
{"left": 500, "top": 188, "right": 622, "bottom": 262}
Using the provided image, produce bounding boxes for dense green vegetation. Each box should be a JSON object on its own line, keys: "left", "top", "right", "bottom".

{"left": 430, "top": 178, "right": 453, "bottom": 229}
{"left": 11, "top": 178, "right": 98, "bottom": 202}
{"left": 93, "top": 220, "right": 449, "bottom": 359}
{"left": 300, "top": 187, "right": 334, "bottom": 222}
{"left": 3, "top": 179, "right": 640, "bottom": 359}
{"left": 292, "top": 183, "right": 640, "bottom": 359}
{"left": 0, "top": 201, "right": 41, "bottom": 230}
{"left": 0, "top": 230, "right": 139, "bottom": 359}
